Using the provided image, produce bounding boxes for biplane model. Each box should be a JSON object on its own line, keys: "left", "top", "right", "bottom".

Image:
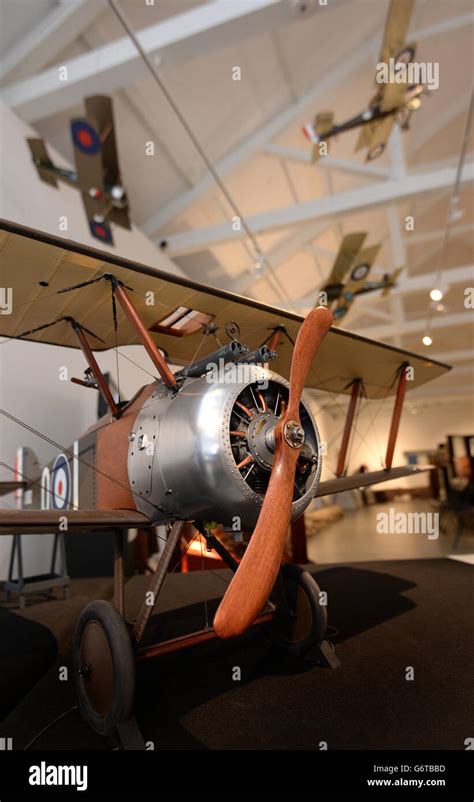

{"left": 0, "top": 221, "right": 450, "bottom": 741}
{"left": 27, "top": 95, "right": 130, "bottom": 245}
{"left": 321, "top": 232, "right": 403, "bottom": 321}
{"left": 303, "top": 0, "right": 427, "bottom": 162}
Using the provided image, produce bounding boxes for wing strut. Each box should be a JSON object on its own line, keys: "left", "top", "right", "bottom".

{"left": 385, "top": 363, "right": 410, "bottom": 468}
{"left": 336, "top": 379, "right": 363, "bottom": 477}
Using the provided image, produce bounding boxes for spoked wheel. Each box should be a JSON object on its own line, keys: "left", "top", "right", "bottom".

{"left": 272, "top": 563, "right": 327, "bottom": 656}
{"left": 73, "top": 600, "right": 135, "bottom": 736}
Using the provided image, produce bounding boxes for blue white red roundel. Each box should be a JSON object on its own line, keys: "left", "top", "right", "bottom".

{"left": 51, "top": 454, "right": 71, "bottom": 510}
{"left": 89, "top": 219, "right": 113, "bottom": 244}
{"left": 71, "top": 120, "right": 101, "bottom": 155}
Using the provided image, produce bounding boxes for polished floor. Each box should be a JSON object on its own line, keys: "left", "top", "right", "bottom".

{"left": 306, "top": 499, "right": 473, "bottom": 564}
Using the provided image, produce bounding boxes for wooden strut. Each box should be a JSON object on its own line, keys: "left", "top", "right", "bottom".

{"left": 71, "top": 322, "right": 121, "bottom": 418}
{"left": 336, "top": 379, "right": 362, "bottom": 478}
{"left": 113, "top": 282, "right": 178, "bottom": 390}
{"left": 133, "top": 520, "right": 185, "bottom": 644}
{"left": 385, "top": 363, "right": 410, "bottom": 470}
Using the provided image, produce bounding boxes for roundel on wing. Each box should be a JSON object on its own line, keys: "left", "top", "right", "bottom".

{"left": 51, "top": 454, "right": 71, "bottom": 510}
{"left": 350, "top": 262, "right": 370, "bottom": 282}
{"left": 71, "top": 120, "right": 101, "bottom": 155}
{"left": 89, "top": 220, "right": 113, "bottom": 244}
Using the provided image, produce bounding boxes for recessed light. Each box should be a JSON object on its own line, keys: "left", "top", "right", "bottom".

{"left": 422, "top": 335, "right": 432, "bottom": 346}
{"left": 430, "top": 288, "right": 443, "bottom": 301}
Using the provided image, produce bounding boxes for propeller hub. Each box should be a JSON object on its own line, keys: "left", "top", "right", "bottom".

{"left": 246, "top": 411, "right": 279, "bottom": 470}
{"left": 284, "top": 420, "right": 305, "bottom": 449}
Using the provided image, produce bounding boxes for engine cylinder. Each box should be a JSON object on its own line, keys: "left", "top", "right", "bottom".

{"left": 128, "top": 366, "right": 322, "bottom": 530}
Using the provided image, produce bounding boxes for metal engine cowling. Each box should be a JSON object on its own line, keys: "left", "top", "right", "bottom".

{"left": 128, "top": 365, "right": 322, "bottom": 530}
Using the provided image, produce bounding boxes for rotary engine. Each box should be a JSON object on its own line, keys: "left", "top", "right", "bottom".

{"left": 128, "top": 364, "right": 322, "bottom": 530}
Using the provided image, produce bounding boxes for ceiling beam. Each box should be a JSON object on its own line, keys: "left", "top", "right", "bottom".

{"left": 1, "top": 0, "right": 335, "bottom": 123}
{"left": 430, "top": 349, "right": 472, "bottom": 363}
{"left": 291, "top": 264, "right": 474, "bottom": 311}
{"left": 162, "top": 163, "right": 474, "bottom": 255}
{"left": 0, "top": 0, "right": 105, "bottom": 84}
{"left": 404, "top": 222, "right": 474, "bottom": 246}
{"left": 262, "top": 144, "right": 392, "bottom": 179}
{"left": 144, "top": 32, "right": 376, "bottom": 236}
{"left": 352, "top": 311, "right": 467, "bottom": 341}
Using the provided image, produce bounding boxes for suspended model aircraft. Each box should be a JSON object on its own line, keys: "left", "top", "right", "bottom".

{"left": 303, "top": 0, "right": 426, "bottom": 161}
{"left": 0, "top": 221, "right": 450, "bottom": 741}
{"left": 321, "top": 232, "right": 403, "bottom": 321}
{"left": 27, "top": 95, "right": 130, "bottom": 245}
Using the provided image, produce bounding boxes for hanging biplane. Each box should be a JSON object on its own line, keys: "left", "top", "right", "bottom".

{"left": 27, "top": 95, "right": 130, "bottom": 245}
{"left": 0, "top": 220, "right": 450, "bottom": 740}
{"left": 321, "top": 232, "right": 403, "bottom": 321}
{"left": 303, "top": 0, "right": 427, "bottom": 162}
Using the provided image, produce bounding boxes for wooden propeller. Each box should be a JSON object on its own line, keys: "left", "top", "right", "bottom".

{"left": 213, "top": 306, "right": 333, "bottom": 639}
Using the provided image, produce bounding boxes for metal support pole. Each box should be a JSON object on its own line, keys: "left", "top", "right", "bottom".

{"left": 72, "top": 322, "right": 121, "bottom": 418}
{"left": 336, "top": 379, "right": 362, "bottom": 477}
{"left": 385, "top": 364, "right": 409, "bottom": 469}
{"left": 113, "top": 283, "right": 178, "bottom": 390}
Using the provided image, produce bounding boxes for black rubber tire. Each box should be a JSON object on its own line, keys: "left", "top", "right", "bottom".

{"left": 73, "top": 600, "right": 135, "bottom": 737}
{"left": 273, "top": 563, "right": 327, "bottom": 656}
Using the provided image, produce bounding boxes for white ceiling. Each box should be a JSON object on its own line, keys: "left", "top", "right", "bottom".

{"left": 1, "top": 0, "right": 473, "bottom": 400}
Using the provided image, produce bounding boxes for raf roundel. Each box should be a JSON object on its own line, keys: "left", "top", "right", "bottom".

{"left": 89, "top": 220, "right": 113, "bottom": 244}
{"left": 51, "top": 454, "right": 71, "bottom": 510}
{"left": 71, "top": 120, "right": 101, "bottom": 155}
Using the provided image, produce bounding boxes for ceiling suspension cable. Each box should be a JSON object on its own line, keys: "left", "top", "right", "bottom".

{"left": 107, "top": 0, "right": 291, "bottom": 308}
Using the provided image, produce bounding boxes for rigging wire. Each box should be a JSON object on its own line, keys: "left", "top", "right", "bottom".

{"left": 107, "top": 0, "right": 291, "bottom": 308}
{"left": 424, "top": 90, "right": 473, "bottom": 337}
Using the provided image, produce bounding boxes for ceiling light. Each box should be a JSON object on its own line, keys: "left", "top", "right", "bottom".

{"left": 422, "top": 335, "right": 432, "bottom": 346}
{"left": 436, "top": 303, "right": 445, "bottom": 312}
{"left": 430, "top": 288, "right": 443, "bottom": 301}
{"left": 254, "top": 254, "right": 265, "bottom": 277}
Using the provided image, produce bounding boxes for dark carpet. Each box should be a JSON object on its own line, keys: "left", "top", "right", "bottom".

{"left": 1, "top": 558, "right": 472, "bottom": 750}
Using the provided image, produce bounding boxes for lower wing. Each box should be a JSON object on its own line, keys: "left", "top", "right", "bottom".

{"left": 0, "top": 509, "right": 152, "bottom": 535}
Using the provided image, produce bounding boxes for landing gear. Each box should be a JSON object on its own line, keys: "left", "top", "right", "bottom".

{"left": 272, "top": 563, "right": 327, "bottom": 655}
{"left": 272, "top": 563, "right": 340, "bottom": 668}
{"left": 73, "top": 600, "right": 135, "bottom": 737}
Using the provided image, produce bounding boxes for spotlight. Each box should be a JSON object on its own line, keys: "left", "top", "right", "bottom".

{"left": 430, "top": 288, "right": 443, "bottom": 302}
{"left": 422, "top": 335, "right": 432, "bottom": 346}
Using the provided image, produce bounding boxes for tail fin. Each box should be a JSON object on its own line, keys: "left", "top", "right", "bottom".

{"left": 26, "top": 138, "right": 58, "bottom": 187}
{"left": 382, "top": 266, "right": 403, "bottom": 297}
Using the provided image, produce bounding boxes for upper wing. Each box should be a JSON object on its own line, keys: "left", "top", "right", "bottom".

{"left": 356, "top": 115, "right": 396, "bottom": 156}
{"left": 0, "top": 508, "right": 152, "bottom": 535}
{"left": 379, "top": 0, "right": 415, "bottom": 66}
{"left": 70, "top": 116, "right": 104, "bottom": 194}
{"left": 343, "top": 244, "right": 381, "bottom": 292}
{"left": 0, "top": 221, "right": 451, "bottom": 400}
{"left": 325, "top": 232, "right": 367, "bottom": 285}
{"left": 85, "top": 96, "right": 121, "bottom": 188}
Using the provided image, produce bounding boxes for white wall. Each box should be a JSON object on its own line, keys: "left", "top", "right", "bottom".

{"left": 0, "top": 101, "right": 185, "bottom": 580}
{"left": 311, "top": 394, "right": 474, "bottom": 489}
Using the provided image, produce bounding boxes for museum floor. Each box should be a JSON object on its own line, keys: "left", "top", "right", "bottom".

{"left": 1, "top": 500, "right": 472, "bottom": 750}
{"left": 306, "top": 499, "right": 473, "bottom": 564}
